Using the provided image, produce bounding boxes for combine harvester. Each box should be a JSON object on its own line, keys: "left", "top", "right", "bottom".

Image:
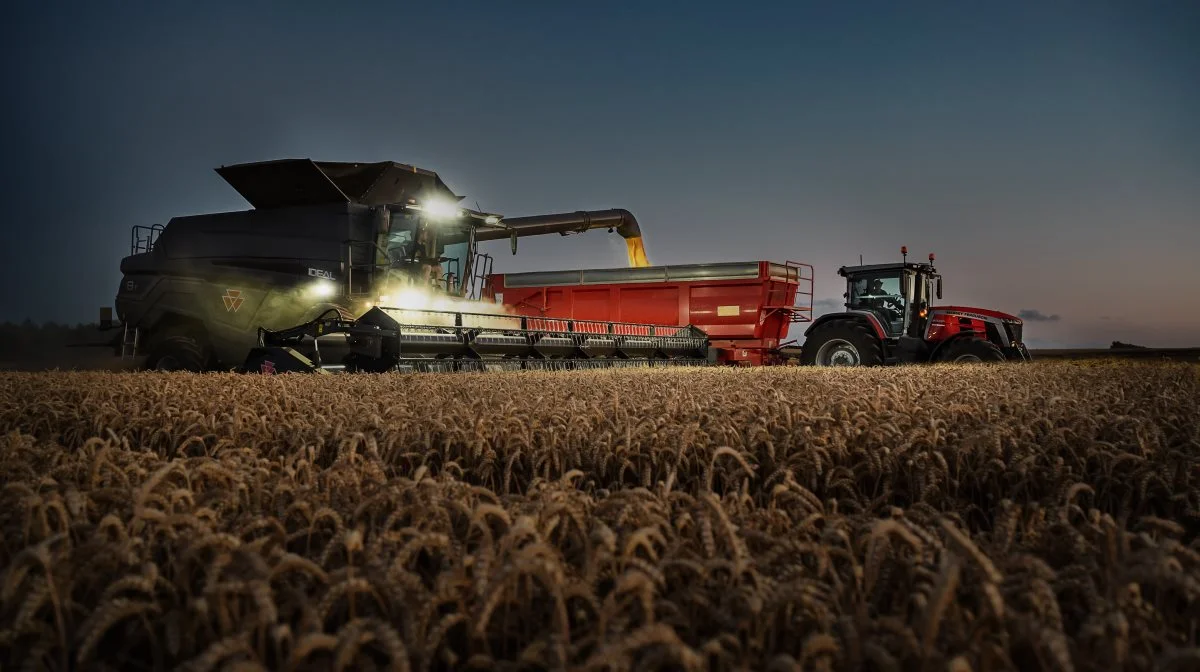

{"left": 104, "top": 158, "right": 712, "bottom": 373}
{"left": 102, "top": 158, "right": 1030, "bottom": 373}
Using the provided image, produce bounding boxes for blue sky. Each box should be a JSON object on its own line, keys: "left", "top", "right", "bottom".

{"left": 2, "top": 1, "right": 1197, "bottom": 347}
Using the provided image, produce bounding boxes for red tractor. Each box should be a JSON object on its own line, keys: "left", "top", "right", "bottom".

{"left": 799, "top": 248, "right": 1031, "bottom": 366}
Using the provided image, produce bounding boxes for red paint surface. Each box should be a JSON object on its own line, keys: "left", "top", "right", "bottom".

{"left": 487, "top": 261, "right": 813, "bottom": 365}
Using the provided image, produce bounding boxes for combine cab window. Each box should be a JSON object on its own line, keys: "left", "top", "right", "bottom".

{"left": 386, "top": 214, "right": 422, "bottom": 262}
{"left": 849, "top": 273, "right": 906, "bottom": 336}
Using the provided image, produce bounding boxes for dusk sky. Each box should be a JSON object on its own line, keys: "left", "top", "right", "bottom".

{"left": 3, "top": 1, "right": 1197, "bottom": 347}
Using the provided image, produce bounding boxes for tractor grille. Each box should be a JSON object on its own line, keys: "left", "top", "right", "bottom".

{"left": 1005, "top": 321, "right": 1023, "bottom": 344}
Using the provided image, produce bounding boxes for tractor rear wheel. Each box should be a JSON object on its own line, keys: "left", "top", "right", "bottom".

{"left": 800, "top": 321, "right": 884, "bottom": 367}
{"left": 939, "top": 337, "right": 1006, "bottom": 363}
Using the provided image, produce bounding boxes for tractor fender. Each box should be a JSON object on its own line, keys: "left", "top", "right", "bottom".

{"left": 927, "top": 331, "right": 985, "bottom": 362}
{"left": 804, "top": 311, "right": 887, "bottom": 341}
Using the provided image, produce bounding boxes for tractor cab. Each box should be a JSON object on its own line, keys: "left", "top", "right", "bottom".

{"left": 839, "top": 249, "right": 942, "bottom": 340}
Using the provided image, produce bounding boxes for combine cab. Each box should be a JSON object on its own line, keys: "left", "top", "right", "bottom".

{"left": 799, "top": 248, "right": 1031, "bottom": 365}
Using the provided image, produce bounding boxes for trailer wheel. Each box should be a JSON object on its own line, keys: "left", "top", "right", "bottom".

{"left": 145, "top": 335, "right": 212, "bottom": 372}
{"left": 939, "top": 337, "right": 1006, "bottom": 363}
{"left": 800, "top": 320, "right": 884, "bottom": 366}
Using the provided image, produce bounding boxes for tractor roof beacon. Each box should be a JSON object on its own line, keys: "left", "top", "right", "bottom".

{"left": 798, "top": 248, "right": 1031, "bottom": 366}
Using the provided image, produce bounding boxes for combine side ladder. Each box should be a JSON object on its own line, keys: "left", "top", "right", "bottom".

{"left": 466, "top": 252, "right": 494, "bottom": 301}
{"left": 121, "top": 324, "right": 140, "bottom": 359}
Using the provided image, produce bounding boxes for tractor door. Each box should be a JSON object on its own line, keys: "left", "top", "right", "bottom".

{"left": 847, "top": 272, "right": 906, "bottom": 337}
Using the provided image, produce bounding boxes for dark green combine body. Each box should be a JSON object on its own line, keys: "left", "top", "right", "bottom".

{"left": 107, "top": 158, "right": 705, "bottom": 372}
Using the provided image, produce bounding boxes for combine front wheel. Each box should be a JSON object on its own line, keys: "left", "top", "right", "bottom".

{"left": 940, "top": 338, "right": 1006, "bottom": 363}
{"left": 145, "top": 334, "right": 213, "bottom": 372}
{"left": 800, "top": 321, "right": 884, "bottom": 366}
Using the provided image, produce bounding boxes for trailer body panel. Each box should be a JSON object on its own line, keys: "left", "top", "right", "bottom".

{"left": 487, "top": 260, "right": 813, "bottom": 364}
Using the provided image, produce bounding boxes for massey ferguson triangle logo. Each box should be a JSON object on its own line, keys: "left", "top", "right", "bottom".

{"left": 260, "top": 360, "right": 276, "bottom": 374}
{"left": 222, "top": 289, "right": 244, "bottom": 312}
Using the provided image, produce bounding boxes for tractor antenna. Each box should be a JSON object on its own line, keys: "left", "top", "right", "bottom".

{"left": 859, "top": 254, "right": 863, "bottom": 265}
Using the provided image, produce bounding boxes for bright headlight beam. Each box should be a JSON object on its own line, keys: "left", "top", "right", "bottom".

{"left": 309, "top": 279, "right": 337, "bottom": 298}
{"left": 417, "top": 197, "right": 462, "bottom": 221}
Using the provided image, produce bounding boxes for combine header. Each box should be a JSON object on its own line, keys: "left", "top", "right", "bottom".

{"left": 242, "top": 306, "right": 711, "bottom": 373}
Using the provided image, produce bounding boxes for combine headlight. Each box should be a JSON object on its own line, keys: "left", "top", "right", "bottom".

{"left": 308, "top": 279, "right": 337, "bottom": 298}
{"left": 415, "top": 197, "right": 462, "bottom": 221}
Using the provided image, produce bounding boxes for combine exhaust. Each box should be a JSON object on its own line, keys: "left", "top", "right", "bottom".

{"left": 241, "top": 306, "right": 712, "bottom": 374}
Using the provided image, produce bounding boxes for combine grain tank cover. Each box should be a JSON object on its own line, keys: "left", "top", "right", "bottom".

{"left": 215, "top": 159, "right": 461, "bottom": 209}
{"left": 499, "top": 261, "right": 765, "bottom": 288}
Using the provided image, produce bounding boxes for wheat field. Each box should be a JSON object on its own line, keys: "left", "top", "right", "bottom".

{"left": 1, "top": 362, "right": 1197, "bottom": 671}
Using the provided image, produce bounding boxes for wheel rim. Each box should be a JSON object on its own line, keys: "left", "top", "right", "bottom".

{"left": 154, "top": 355, "right": 182, "bottom": 371}
{"left": 953, "top": 353, "right": 983, "bottom": 363}
{"left": 816, "top": 339, "right": 861, "bottom": 366}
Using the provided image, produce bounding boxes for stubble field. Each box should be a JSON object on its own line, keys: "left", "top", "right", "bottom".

{"left": 1, "top": 362, "right": 1198, "bottom": 671}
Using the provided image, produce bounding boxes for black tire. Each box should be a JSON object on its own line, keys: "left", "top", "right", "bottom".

{"left": 144, "top": 334, "right": 213, "bottom": 372}
{"left": 799, "top": 320, "right": 885, "bottom": 366}
{"left": 938, "top": 337, "right": 1006, "bottom": 364}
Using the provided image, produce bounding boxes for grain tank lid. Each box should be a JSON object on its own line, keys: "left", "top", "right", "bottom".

{"left": 498, "top": 261, "right": 766, "bottom": 288}
{"left": 215, "top": 159, "right": 461, "bottom": 209}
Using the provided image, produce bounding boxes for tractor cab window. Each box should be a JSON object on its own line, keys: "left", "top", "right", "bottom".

{"left": 848, "top": 273, "right": 906, "bottom": 336}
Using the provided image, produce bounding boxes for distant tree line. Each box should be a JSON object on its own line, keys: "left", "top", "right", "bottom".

{"left": 0, "top": 320, "right": 107, "bottom": 349}
{"left": 0, "top": 321, "right": 122, "bottom": 370}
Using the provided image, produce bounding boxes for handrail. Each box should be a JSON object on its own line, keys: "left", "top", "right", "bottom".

{"left": 761, "top": 260, "right": 815, "bottom": 324}
{"left": 130, "top": 224, "right": 164, "bottom": 255}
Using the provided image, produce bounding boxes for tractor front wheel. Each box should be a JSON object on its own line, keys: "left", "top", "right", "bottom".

{"left": 939, "top": 337, "right": 1006, "bottom": 363}
{"left": 800, "top": 321, "right": 884, "bottom": 367}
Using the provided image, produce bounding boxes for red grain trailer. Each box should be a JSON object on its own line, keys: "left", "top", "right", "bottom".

{"left": 484, "top": 260, "right": 814, "bottom": 365}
